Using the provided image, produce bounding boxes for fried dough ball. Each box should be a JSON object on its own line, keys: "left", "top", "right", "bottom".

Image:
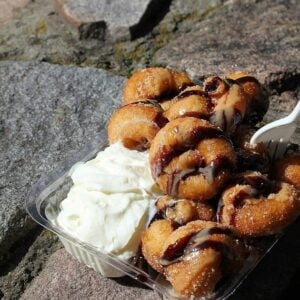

{"left": 226, "top": 72, "right": 268, "bottom": 124}
{"left": 123, "top": 67, "right": 192, "bottom": 105}
{"left": 163, "top": 86, "right": 211, "bottom": 121}
{"left": 155, "top": 195, "right": 215, "bottom": 225}
{"left": 170, "top": 70, "right": 193, "bottom": 92}
{"left": 217, "top": 172, "right": 300, "bottom": 236}
{"left": 159, "top": 221, "right": 245, "bottom": 297}
{"left": 203, "top": 76, "right": 248, "bottom": 133}
{"left": 273, "top": 154, "right": 300, "bottom": 189}
{"left": 108, "top": 100, "right": 167, "bottom": 150}
{"left": 149, "top": 117, "right": 236, "bottom": 200}
{"left": 141, "top": 219, "right": 174, "bottom": 273}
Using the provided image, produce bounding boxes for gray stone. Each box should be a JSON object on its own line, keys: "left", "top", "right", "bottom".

{"left": 54, "top": 0, "right": 170, "bottom": 42}
{"left": 20, "top": 249, "right": 159, "bottom": 300}
{"left": 0, "top": 0, "right": 226, "bottom": 76}
{"left": 154, "top": 0, "right": 300, "bottom": 83}
{"left": 0, "top": 0, "right": 120, "bottom": 72}
{"left": 0, "top": 0, "right": 31, "bottom": 26}
{"left": 0, "top": 61, "right": 125, "bottom": 265}
{"left": 0, "top": 230, "right": 62, "bottom": 300}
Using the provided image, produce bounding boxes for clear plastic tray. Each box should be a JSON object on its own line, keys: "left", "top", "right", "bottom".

{"left": 26, "top": 129, "right": 282, "bottom": 300}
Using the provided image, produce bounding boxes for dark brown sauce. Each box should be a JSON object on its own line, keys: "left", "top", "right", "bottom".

{"left": 187, "top": 239, "right": 231, "bottom": 256}
{"left": 152, "top": 126, "right": 230, "bottom": 179}
{"left": 204, "top": 76, "right": 224, "bottom": 93}
{"left": 226, "top": 174, "right": 276, "bottom": 226}
{"left": 166, "top": 155, "right": 234, "bottom": 196}
{"left": 233, "top": 76, "right": 260, "bottom": 85}
{"left": 237, "top": 175, "right": 275, "bottom": 197}
{"left": 177, "top": 89, "right": 208, "bottom": 100}
{"left": 160, "top": 233, "right": 192, "bottom": 262}
{"left": 211, "top": 156, "right": 234, "bottom": 177}
{"left": 216, "top": 201, "right": 224, "bottom": 223}
{"left": 228, "top": 190, "right": 255, "bottom": 226}
{"left": 210, "top": 108, "right": 242, "bottom": 132}
{"left": 232, "top": 190, "right": 253, "bottom": 208}
{"left": 160, "top": 226, "right": 232, "bottom": 266}
{"left": 153, "top": 113, "right": 168, "bottom": 128}
{"left": 123, "top": 99, "right": 161, "bottom": 109}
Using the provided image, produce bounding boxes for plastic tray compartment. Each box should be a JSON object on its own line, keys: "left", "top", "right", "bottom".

{"left": 26, "top": 130, "right": 281, "bottom": 300}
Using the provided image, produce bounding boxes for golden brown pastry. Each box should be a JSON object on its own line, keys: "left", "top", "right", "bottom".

{"left": 149, "top": 117, "right": 236, "bottom": 200}
{"left": 155, "top": 195, "right": 215, "bottom": 225}
{"left": 163, "top": 85, "right": 211, "bottom": 121}
{"left": 123, "top": 67, "right": 192, "bottom": 105}
{"left": 226, "top": 71, "right": 268, "bottom": 124}
{"left": 217, "top": 172, "right": 300, "bottom": 236}
{"left": 273, "top": 153, "right": 300, "bottom": 189}
{"left": 141, "top": 219, "right": 174, "bottom": 273}
{"left": 108, "top": 100, "right": 167, "bottom": 150}
{"left": 159, "top": 221, "right": 245, "bottom": 297}
{"left": 203, "top": 76, "right": 248, "bottom": 133}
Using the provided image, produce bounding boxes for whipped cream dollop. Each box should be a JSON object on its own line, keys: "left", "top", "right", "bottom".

{"left": 56, "top": 142, "right": 160, "bottom": 260}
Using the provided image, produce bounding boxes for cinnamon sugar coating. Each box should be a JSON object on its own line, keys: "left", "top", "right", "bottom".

{"left": 149, "top": 117, "right": 236, "bottom": 200}
{"left": 273, "top": 154, "right": 300, "bottom": 189}
{"left": 156, "top": 195, "right": 215, "bottom": 225}
{"left": 108, "top": 100, "right": 167, "bottom": 150}
{"left": 218, "top": 172, "right": 300, "bottom": 236}
{"left": 123, "top": 67, "right": 192, "bottom": 105}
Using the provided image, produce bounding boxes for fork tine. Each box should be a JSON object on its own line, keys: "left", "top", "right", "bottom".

{"left": 266, "top": 139, "right": 288, "bottom": 161}
{"left": 266, "top": 140, "right": 279, "bottom": 162}
{"left": 275, "top": 139, "right": 288, "bottom": 160}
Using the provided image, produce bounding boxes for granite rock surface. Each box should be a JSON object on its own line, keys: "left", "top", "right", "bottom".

{"left": 54, "top": 0, "right": 171, "bottom": 42}
{"left": 0, "top": 61, "right": 125, "bottom": 267}
{"left": 0, "top": 0, "right": 31, "bottom": 26}
{"left": 0, "top": 230, "right": 62, "bottom": 300}
{"left": 154, "top": 0, "right": 300, "bottom": 82}
{"left": 20, "top": 249, "right": 159, "bottom": 300}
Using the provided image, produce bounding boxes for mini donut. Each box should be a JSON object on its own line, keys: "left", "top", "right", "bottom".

{"left": 226, "top": 72, "right": 268, "bottom": 124}
{"left": 108, "top": 100, "right": 167, "bottom": 150}
{"left": 217, "top": 172, "right": 300, "bottom": 236}
{"left": 273, "top": 153, "right": 300, "bottom": 189}
{"left": 149, "top": 117, "right": 236, "bottom": 200}
{"left": 141, "top": 219, "right": 174, "bottom": 273}
{"left": 163, "top": 86, "right": 212, "bottom": 121}
{"left": 203, "top": 76, "right": 248, "bottom": 133}
{"left": 159, "top": 221, "right": 245, "bottom": 297}
{"left": 155, "top": 195, "right": 215, "bottom": 225}
{"left": 170, "top": 70, "right": 193, "bottom": 93}
{"left": 123, "top": 67, "right": 192, "bottom": 105}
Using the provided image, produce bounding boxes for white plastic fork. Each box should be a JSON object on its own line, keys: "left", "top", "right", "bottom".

{"left": 250, "top": 101, "right": 300, "bottom": 161}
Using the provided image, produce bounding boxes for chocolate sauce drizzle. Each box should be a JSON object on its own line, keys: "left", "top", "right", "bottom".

{"left": 232, "top": 76, "right": 260, "bottom": 85}
{"left": 166, "top": 155, "right": 234, "bottom": 196}
{"left": 210, "top": 108, "right": 242, "bottom": 133}
{"left": 123, "top": 99, "right": 162, "bottom": 109}
{"left": 204, "top": 76, "right": 227, "bottom": 94}
{"left": 177, "top": 89, "right": 209, "bottom": 100}
{"left": 160, "top": 226, "right": 233, "bottom": 266}
{"left": 217, "top": 174, "right": 276, "bottom": 226}
{"left": 151, "top": 126, "right": 230, "bottom": 179}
